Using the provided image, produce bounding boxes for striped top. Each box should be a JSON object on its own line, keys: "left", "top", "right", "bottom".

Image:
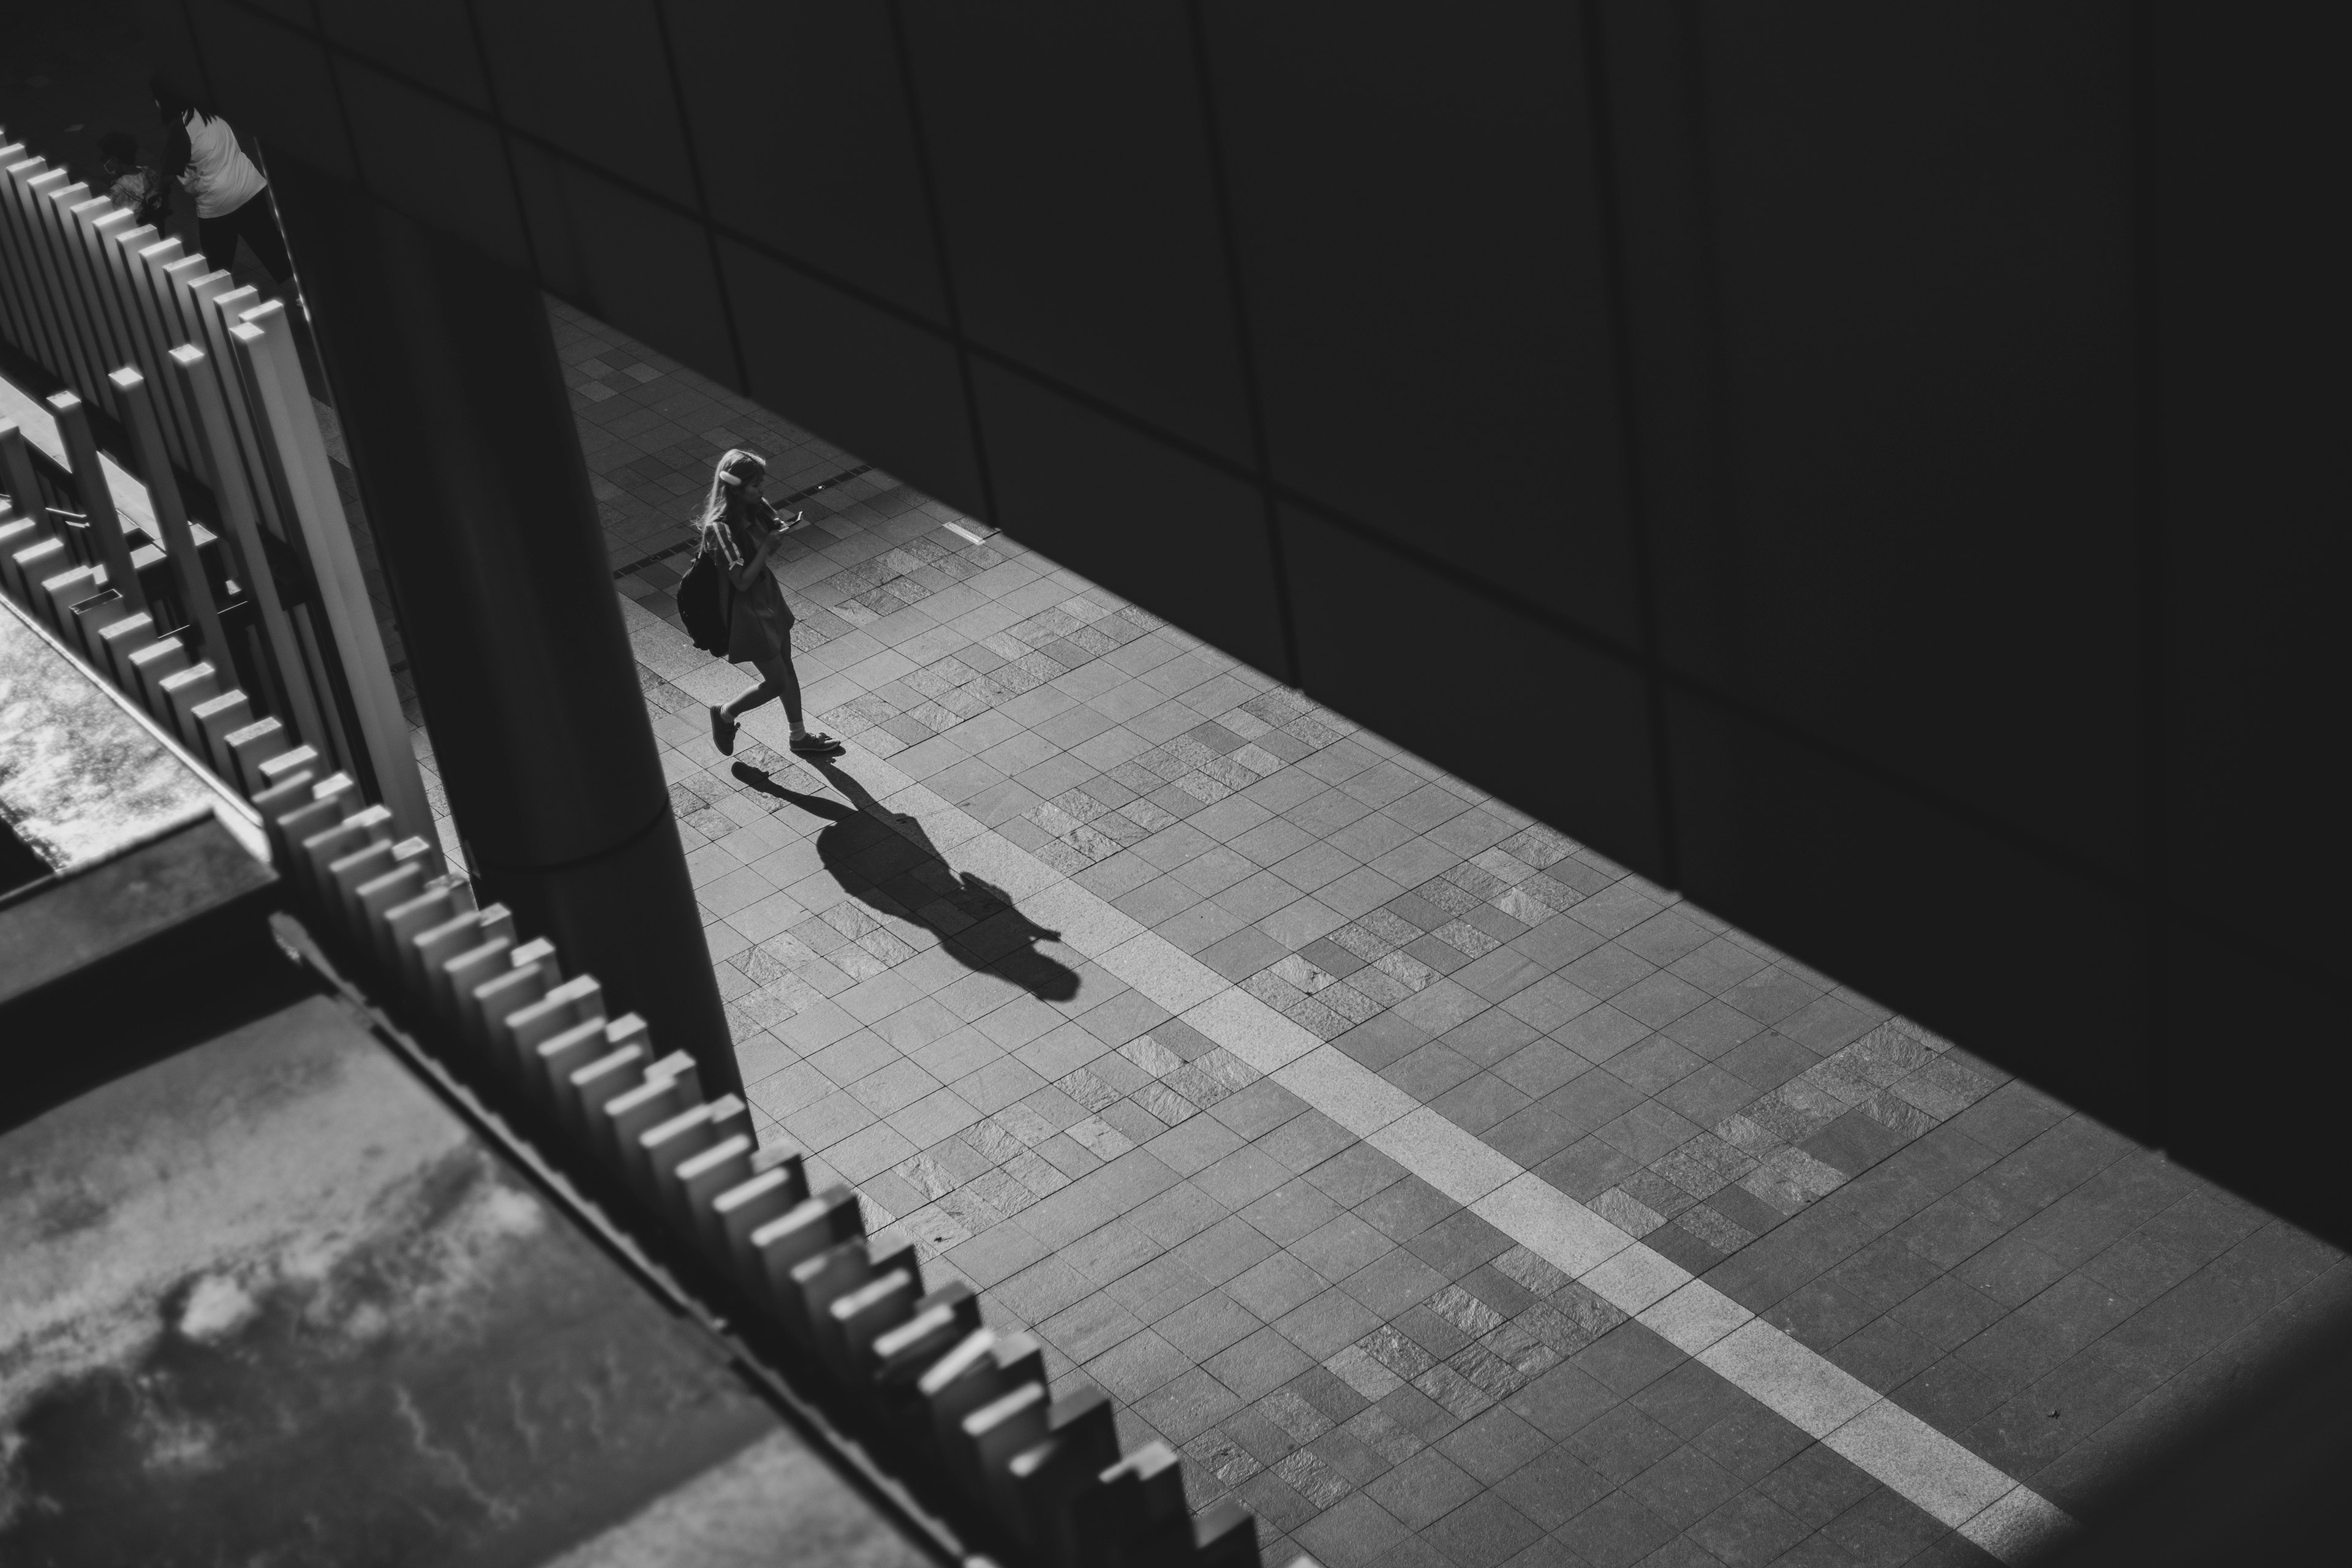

{"left": 698, "top": 495, "right": 779, "bottom": 573}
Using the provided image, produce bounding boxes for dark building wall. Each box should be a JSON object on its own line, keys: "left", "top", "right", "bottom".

{"left": 148, "top": 2, "right": 2349, "bottom": 1240}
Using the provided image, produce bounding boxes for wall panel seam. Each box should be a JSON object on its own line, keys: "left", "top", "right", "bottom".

{"left": 2127, "top": 0, "right": 2171, "bottom": 1142}
{"left": 458, "top": 0, "right": 546, "bottom": 282}
{"left": 883, "top": 0, "right": 999, "bottom": 524}
{"left": 1182, "top": 0, "right": 1298, "bottom": 687}
{"left": 1580, "top": 0, "right": 1681, "bottom": 884}
{"left": 648, "top": 0, "right": 751, "bottom": 395}
{"left": 302, "top": 0, "right": 369, "bottom": 217}
{"left": 173, "top": 0, "right": 224, "bottom": 137}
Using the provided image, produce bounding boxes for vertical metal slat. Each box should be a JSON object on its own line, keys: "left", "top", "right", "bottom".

{"left": 32, "top": 179, "right": 108, "bottom": 404}
{"left": 47, "top": 391, "right": 146, "bottom": 617}
{"left": 172, "top": 340, "right": 331, "bottom": 759}
{"left": 232, "top": 302, "right": 431, "bottom": 843}
{"left": 113, "top": 367, "right": 225, "bottom": 665}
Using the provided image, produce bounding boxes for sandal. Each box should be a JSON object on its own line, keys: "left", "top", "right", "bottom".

{"left": 790, "top": 731, "right": 845, "bottom": 757}
{"left": 709, "top": 705, "right": 738, "bottom": 756}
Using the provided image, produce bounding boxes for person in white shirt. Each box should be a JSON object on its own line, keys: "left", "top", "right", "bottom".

{"left": 153, "top": 75, "right": 289, "bottom": 285}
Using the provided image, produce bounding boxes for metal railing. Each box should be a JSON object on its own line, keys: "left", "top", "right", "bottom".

{"left": 0, "top": 127, "right": 425, "bottom": 843}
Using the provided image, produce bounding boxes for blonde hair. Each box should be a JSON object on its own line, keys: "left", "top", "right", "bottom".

{"left": 696, "top": 448, "right": 766, "bottom": 534}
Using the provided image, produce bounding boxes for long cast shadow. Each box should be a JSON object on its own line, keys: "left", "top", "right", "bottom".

{"left": 731, "top": 755, "right": 1079, "bottom": 1003}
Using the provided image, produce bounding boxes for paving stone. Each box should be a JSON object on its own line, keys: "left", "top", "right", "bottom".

{"left": 1536, "top": 1137, "right": 1646, "bottom": 1202}
{"left": 1134, "top": 1366, "right": 1245, "bottom": 1444}
{"left": 1112, "top": 1251, "right": 1223, "bottom": 1324}
{"left": 1830, "top": 1315, "right": 1943, "bottom": 1393}
{"left": 1210, "top": 1327, "right": 1322, "bottom": 1403}
{"left": 1559, "top": 1490, "right": 1678, "bottom": 1567}
{"left": 1148, "top": 1284, "right": 1262, "bottom": 1357}
{"left": 1359, "top": 1176, "right": 1459, "bottom": 1243}
{"left": 1229, "top": 1251, "right": 1335, "bottom": 1322}
{"left": 1344, "top": 1250, "right": 1454, "bottom": 1321}
{"left": 1280, "top": 1290, "right": 1389, "bottom": 1360}
{"left": 1087, "top": 1328, "right": 1194, "bottom": 1403}
{"left": 1425, "top": 1491, "right": 1546, "bottom": 1567}
{"left": 1435, "top": 1406, "right": 1551, "bottom": 1487}
{"left": 1171, "top": 1215, "right": 1280, "bottom": 1288}
{"left": 1295, "top": 1491, "right": 1412, "bottom": 1568}
{"left": 1365, "top": 1448, "right": 1485, "bottom": 1531}
{"left": 1407, "top": 1210, "right": 1515, "bottom": 1281}
{"left": 1685, "top": 1489, "right": 1813, "bottom": 1568}
{"left": 1622, "top": 1445, "right": 1743, "bottom": 1531}
{"left": 1752, "top": 1444, "right": 1879, "bottom": 1533}
{"left": 1569, "top": 1401, "right": 1684, "bottom": 1488}
{"left": 1770, "top": 1278, "right": 1880, "bottom": 1354}
{"left": 1819, "top": 1487, "right": 1948, "bottom": 1564}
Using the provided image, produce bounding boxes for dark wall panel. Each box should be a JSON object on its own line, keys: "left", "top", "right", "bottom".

{"left": 722, "top": 241, "right": 984, "bottom": 518}
{"left": 2161, "top": 925, "right": 2335, "bottom": 1234}
{"left": 1285, "top": 510, "right": 1665, "bottom": 878}
{"left": 1677, "top": 4, "right": 2145, "bottom": 878}
{"left": 1588, "top": 2, "right": 1727, "bottom": 676}
{"left": 666, "top": 2, "right": 949, "bottom": 328}
{"left": 902, "top": 2, "right": 1254, "bottom": 466}
{"left": 976, "top": 362, "right": 1284, "bottom": 679}
{"left": 517, "top": 159, "right": 734, "bottom": 391}
{"left": 1666, "top": 687, "right": 2153, "bottom": 1133}
{"left": 336, "top": 60, "right": 528, "bottom": 273}
{"left": 2149, "top": 6, "right": 2351, "bottom": 978}
{"left": 1200, "top": 2, "right": 1641, "bottom": 647}
{"left": 213, "top": 0, "right": 303, "bottom": 26}
{"left": 470, "top": 0, "right": 697, "bottom": 206}
{"left": 183, "top": 0, "right": 355, "bottom": 180}
{"left": 315, "top": 0, "right": 491, "bottom": 111}
{"left": 510, "top": 138, "right": 588, "bottom": 304}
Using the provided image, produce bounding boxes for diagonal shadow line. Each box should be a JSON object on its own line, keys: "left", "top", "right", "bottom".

{"left": 729, "top": 756, "right": 1078, "bottom": 1003}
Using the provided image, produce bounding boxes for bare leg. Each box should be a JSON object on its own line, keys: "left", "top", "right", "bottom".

{"left": 722, "top": 652, "right": 802, "bottom": 728}
{"left": 721, "top": 671, "right": 774, "bottom": 722}
{"left": 761, "top": 652, "right": 804, "bottom": 730}
{"left": 719, "top": 652, "right": 841, "bottom": 755}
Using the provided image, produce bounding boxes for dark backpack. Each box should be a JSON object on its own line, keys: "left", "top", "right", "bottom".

{"left": 674, "top": 549, "right": 731, "bottom": 655}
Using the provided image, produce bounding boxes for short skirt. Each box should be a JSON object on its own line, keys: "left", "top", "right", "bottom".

{"left": 726, "top": 569, "right": 796, "bottom": 663}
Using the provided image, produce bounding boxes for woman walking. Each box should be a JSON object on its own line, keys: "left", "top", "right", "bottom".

{"left": 700, "top": 449, "right": 845, "bottom": 760}
{"left": 153, "top": 75, "right": 290, "bottom": 284}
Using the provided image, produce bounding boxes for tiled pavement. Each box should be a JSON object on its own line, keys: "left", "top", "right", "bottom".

{"left": 387, "top": 303, "right": 2352, "bottom": 1568}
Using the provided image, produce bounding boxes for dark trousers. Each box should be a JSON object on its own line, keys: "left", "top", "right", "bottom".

{"left": 198, "top": 192, "right": 292, "bottom": 284}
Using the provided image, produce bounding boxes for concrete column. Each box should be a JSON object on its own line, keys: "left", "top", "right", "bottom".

{"left": 267, "top": 164, "right": 739, "bottom": 1098}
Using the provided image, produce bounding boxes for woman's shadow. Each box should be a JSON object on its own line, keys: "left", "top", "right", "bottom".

{"left": 731, "top": 754, "right": 1079, "bottom": 1003}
